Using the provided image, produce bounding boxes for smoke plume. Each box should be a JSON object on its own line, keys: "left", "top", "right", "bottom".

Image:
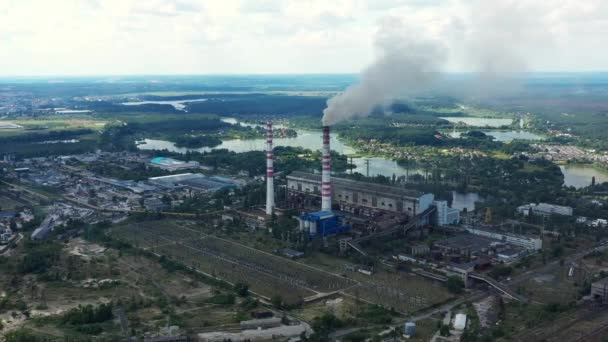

{"left": 322, "top": 0, "right": 554, "bottom": 126}
{"left": 322, "top": 17, "right": 446, "bottom": 126}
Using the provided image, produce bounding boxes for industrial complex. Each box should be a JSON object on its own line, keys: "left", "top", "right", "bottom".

{"left": 2, "top": 119, "right": 606, "bottom": 341}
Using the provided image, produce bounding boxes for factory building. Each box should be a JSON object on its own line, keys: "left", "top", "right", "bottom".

{"left": 463, "top": 226, "right": 542, "bottom": 251}
{"left": 287, "top": 171, "right": 434, "bottom": 217}
{"left": 149, "top": 173, "right": 238, "bottom": 192}
{"left": 517, "top": 202, "right": 573, "bottom": 217}
{"left": 239, "top": 317, "right": 282, "bottom": 330}
{"left": 149, "top": 157, "right": 200, "bottom": 171}
{"left": 591, "top": 277, "right": 608, "bottom": 303}
{"left": 434, "top": 200, "right": 460, "bottom": 226}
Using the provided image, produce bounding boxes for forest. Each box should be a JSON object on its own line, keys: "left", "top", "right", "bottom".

{"left": 186, "top": 94, "right": 328, "bottom": 116}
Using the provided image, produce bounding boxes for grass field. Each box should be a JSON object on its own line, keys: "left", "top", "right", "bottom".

{"left": 0, "top": 194, "right": 28, "bottom": 209}
{"left": 0, "top": 118, "right": 107, "bottom": 137}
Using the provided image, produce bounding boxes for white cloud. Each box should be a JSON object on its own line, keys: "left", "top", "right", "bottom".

{"left": 0, "top": 0, "right": 607, "bottom": 75}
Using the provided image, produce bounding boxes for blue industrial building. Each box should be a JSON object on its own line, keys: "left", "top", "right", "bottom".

{"left": 298, "top": 211, "right": 350, "bottom": 238}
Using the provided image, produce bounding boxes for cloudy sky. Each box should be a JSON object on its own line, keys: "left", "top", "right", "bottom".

{"left": 1, "top": 0, "right": 607, "bottom": 75}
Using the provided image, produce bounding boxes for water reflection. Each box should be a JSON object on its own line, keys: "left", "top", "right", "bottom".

{"left": 560, "top": 165, "right": 608, "bottom": 188}
{"left": 137, "top": 128, "right": 355, "bottom": 155}
{"left": 444, "top": 130, "right": 543, "bottom": 142}
{"left": 440, "top": 117, "right": 513, "bottom": 127}
{"left": 122, "top": 98, "right": 207, "bottom": 111}
{"left": 451, "top": 191, "right": 483, "bottom": 212}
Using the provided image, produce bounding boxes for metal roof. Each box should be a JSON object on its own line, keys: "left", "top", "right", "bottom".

{"left": 150, "top": 157, "right": 184, "bottom": 165}
{"left": 288, "top": 171, "right": 424, "bottom": 199}
{"left": 308, "top": 210, "right": 334, "bottom": 217}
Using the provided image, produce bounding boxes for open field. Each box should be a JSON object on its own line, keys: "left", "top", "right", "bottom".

{"left": 520, "top": 268, "right": 580, "bottom": 304}
{"left": 299, "top": 249, "right": 453, "bottom": 313}
{"left": 0, "top": 194, "right": 28, "bottom": 209}
{"left": 111, "top": 220, "right": 452, "bottom": 313}
{"left": 1, "top": 237, "right": 247, "bottom": 337}
{"left": 506, "top": 303, "right": 608, "bottom": 342}
{"left": 0, "top": 118, "right": 106, "bottom": 137}
{"left": 344, "top": 270, "right": 452, "bottom": 314}
{"left": 111, "top": 220, "right": 356, "bottom": 305}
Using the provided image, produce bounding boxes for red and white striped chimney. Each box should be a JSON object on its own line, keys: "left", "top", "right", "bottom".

{"left": 265, "top": 121, "right": 274, "bottom": 215}
{"left": 321, "top": 126, "right": 332, "bottom": 212}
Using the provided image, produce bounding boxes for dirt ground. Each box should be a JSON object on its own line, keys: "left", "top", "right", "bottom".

{"left": 1, "top": 237, "right": 216, "bottom": 337}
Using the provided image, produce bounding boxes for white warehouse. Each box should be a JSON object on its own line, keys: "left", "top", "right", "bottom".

{"left": 517, "top": 203, "right": 573, "bottom": 217}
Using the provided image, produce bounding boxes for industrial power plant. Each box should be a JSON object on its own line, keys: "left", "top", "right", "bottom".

{"left": 261, "top": 122, "right": 438, "bottom": 245}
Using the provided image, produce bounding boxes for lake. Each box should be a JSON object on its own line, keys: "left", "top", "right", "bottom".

{"left": 139, "top": 134, "right": 429, "bottom": 179}
{"left": 444, "top": 130, "right": 543, "bottom": 142}
{"left": 137, "top": 128, "right": 355, "bottom": 154}
{"left": 451, "top": 191, "right": 483, "bottom": 212}
{"left": 122, "top": 98, "right": 207, "bottom": 111}
{"left": 560, "top": 165, "right": 608, "bottom": 188}
{"left": 134, "top": 118, "right": 543, "bottom": 190}
{"left": 348, "top": 157, "right": 423, "bottom": 178}
{"left": 441, "top": 117, "right": 513, "bottom": 127}
{"left": 138, "top": 118, "right": 435, "bottom": 178}
{"left": 220, "top": 117, "right": 286, "bottom": 129}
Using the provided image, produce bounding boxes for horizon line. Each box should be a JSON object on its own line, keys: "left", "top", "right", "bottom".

{"left": 2, "top": 71, "right": 608, "bottom": 79}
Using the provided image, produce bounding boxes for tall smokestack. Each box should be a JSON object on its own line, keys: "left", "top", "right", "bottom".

{"left": 265, "top": 121, "right": 274, "bottom": 216}
{"left": 321, "top": 126, "right": 332, "bottom": 212}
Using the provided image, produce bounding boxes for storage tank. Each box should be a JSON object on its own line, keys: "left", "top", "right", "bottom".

{"left": 404, "top": 322, "right": 416, "bottom": 337}
{"left": 298, "top": 210, "right": 350, "bottom": 238}
{"left": 310, "top": 221, "right": 317, "bottom": 235}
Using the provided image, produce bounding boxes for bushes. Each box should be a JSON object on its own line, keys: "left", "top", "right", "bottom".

{"left": 233, "top": 282, "right": 250, "bottom": 297}
{"left": 74, "top": 323, "right": 104, "bottom": 335}
{"left": 356, "top": 304, "right": 394, "bottom": 324}
{"left": 61, "top": 303, "right": 114, "bottom": 326}
{"left": 18, "top": 240, "right": 62, "bottom": 274}
{"left": 239, "top": 297, "right": 259, "bottom": 310}
{"left": 310, "top": 313, "right": 345, "bottom": 339}
{"left": 205, "top": 293, "right": 236, "bottom": 305}
{"left": 447, "top": 276, "right": 465, "bottom": 294}
{"left": 271, "top": 295, "right": 284, "bottom": 309}
{"left": 3, "top": 328, "right": 47, "bottom": 342}
{"left": 489, "top": 265, "right": 513, "bottom": 280}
